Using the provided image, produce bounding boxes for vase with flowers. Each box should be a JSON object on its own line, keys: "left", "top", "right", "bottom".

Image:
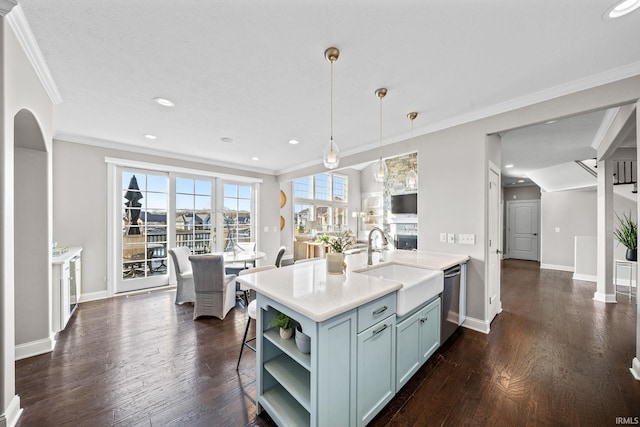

{"left": 326, "top": 230, "right": 354, "bottom": 274}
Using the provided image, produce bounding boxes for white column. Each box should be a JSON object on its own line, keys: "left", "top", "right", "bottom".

{"left": 594, "top": 159, "right": 616, "bottom": 302}
{"left": 632, "top": 101, "right": 640, "bottom": 381}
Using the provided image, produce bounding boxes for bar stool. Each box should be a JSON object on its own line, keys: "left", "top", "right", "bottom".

{"left": 614, "top": 259, "right": 637, "bottom": 300}
{"left": 236, "top": 265, "right": 277, "bottom": 370}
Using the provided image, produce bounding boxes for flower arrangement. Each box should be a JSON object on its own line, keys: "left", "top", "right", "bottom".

{"left": 328, "top": 230, "right": 354, "bottom": 254}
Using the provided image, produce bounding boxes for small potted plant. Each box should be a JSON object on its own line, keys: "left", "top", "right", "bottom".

{"left": 272, "top": 312, "right": 295, "bottom": 339}
{"left": 326, "top": 231, "right": 354, "bottom": 274}
{"left": 614, "top": 212, "right": 638, "bottom": 261}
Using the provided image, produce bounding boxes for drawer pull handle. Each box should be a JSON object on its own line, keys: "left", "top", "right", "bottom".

{"left": 372, "top": 306, "right": 388, "bottom": 316}
{"left": 372, "top": 324, "right": 388, "bottom": 336}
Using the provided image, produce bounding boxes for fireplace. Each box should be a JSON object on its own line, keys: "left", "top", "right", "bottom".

{"left": 395, "top": 234, "right": 417, "bottom": 250}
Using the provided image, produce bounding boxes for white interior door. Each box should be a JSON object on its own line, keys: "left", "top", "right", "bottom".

{"left": 507, "top": 200, "right": 540, "bottom": 261}
{"left": 488, "top": 167, "right": 501, "bottom": 323}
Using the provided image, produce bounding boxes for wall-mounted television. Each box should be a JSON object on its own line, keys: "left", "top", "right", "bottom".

{"left": 391, "top": 193, "right": 417, "bottom": 214}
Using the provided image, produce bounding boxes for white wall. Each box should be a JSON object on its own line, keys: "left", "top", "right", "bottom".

{"left": 52, "top": 140, "right": 281, "bottom": 298}
{"left": 1, "top": 12, "right": 54, "bottom": 425}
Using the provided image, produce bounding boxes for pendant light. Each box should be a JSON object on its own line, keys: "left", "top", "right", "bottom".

{"left": 323, "top": 47, "right": 340, "bottom": 169}
{"left": 406, "top": 112, "right": 418, "bottom": 190}
{"left": 374, "top": 88, "right": 388, "bottom": 182}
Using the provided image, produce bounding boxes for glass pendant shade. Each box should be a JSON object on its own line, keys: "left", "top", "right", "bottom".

{"left": 374, "top": 158, "right": 387, "bottom": 182}
{"left": 406, "top": 169, "right": 418, "bottom": 189}
{"left": 323, "top": 138, "right": 340, "bottom": 169}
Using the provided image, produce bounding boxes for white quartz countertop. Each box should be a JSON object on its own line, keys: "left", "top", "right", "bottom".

{"left": 237, "top": 250, "right": 469, "bottom": 322}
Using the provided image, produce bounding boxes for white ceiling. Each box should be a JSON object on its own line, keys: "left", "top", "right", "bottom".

{"left": 17, "top": 0, "right": 640, "bottom": 176}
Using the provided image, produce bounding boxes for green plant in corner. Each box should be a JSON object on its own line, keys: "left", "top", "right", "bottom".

{"left": 613, "top": 212, "right": 637, "bottom": 250}
{"left": 316, "top": 233, "right": 330, "bottom": 243}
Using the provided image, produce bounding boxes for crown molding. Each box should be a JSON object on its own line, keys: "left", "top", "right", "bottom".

{"left": 5, "top": 5, "right": 62, "bottom": 104}
{"left": 0, "top": 0, "right": 17, "bottom": 16}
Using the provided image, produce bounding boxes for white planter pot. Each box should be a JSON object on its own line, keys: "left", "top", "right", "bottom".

{"left": 326, "top": 252, "right": 345, "bottom": 275}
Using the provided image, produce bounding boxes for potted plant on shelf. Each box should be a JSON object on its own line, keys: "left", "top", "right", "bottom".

{"left": 326, "top": 230, "right": 354, "bottom": 274}
{"left": 614, "top": 212, "right": 638, "bottom": 261}
{"left": 272, "top": 312, "right": 295, "bottom": 339}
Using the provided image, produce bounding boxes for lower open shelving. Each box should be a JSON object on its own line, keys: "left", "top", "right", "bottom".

{"left": 261, "top": 383, "right": 310, "bottom": 427}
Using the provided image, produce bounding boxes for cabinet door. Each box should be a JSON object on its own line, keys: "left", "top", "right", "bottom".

{"left": 395, "top": 309, "right": 422, "bottom": 391}
{"left": 419, "top": 299, "right": 441, "bottom": 362}
{"left": 356, "top": 315, "right": 396, "bottom": 427}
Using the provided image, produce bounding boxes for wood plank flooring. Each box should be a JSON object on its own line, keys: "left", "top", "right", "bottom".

{"left": 15, "top": 260, "right": 640, "bottom": 426}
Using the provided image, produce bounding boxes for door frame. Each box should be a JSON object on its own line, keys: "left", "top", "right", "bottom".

{"left": 505, "top": 199, "right": 541, "bottom": 261}
{"left": 486, "top": 161, "right": 502, "bottom": 325}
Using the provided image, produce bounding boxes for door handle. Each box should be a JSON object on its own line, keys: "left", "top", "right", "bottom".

{"left": 532, "top": 233, "right": 538, "bottom": 236}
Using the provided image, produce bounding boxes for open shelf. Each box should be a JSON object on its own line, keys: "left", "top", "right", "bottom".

{"left": 261, "top": 383, "right": 310, "bottom": 427}
{"left": 264, "top": 328, "right": 311, "bottom": 370}
{"left": 265, "top": 354, "right": 311, "bottom": 411}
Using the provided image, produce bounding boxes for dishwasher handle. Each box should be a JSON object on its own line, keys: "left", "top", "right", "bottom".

{"left": 444, "top": 265, "right": 461, "bottom": 279}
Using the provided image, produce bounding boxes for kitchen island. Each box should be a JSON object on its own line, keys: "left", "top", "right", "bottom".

{"left": 237, "top": 250, "right": 469, "bottom": 427}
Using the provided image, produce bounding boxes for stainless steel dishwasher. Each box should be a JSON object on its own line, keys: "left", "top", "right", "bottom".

{"left": 441, "top": 264, "right": 465, "bottom": 345}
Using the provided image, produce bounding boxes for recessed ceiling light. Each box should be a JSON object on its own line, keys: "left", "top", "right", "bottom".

{"left": 154, "top": 97, "right": 175, "bottom": 107}
{"left": 220, "top": 137, "right": 234, "bottom": 143}
{"left": 288, "top": 139, "right": 300, "bottom": 145}
{"left": 545, "top": 120, "right": 557, "bottom": 124}
{"left": 604, "top": 0, "right": 640, "bottom": 18}
{"left": 505, "top": 164, "right": 514, "bottom": 168}
{"left": 143, "top": 134, "right": 157, "bottom": 140}
{"left": 251, "top": 156, "right": 259, "bottom": 161}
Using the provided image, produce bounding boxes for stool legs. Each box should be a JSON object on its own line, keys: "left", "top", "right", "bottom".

{"left": 236, "top": 316, "right": 253, "bottom": 370}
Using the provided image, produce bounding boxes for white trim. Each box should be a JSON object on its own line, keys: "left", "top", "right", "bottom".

{"left": 540, "top": 263, "right": 574, "bottom": 272}
{"left": 0, "top": 395, "right": 22, "bottom": 427}
{"left": 15, "top": 336, "right": 55, "bottom": 360}
{"left": 5, "top": 6, "right": 62, "bottom": 104}
{"left": 0, "top": 0, "right": 17, "bottom": 15}
{"left": 630, "top": 357, "right": 640, "bottom": 381}
{"left": 78, "top": 290, "right": 110, "bottom": 303}
{"left": 58, "top": 134, "right": 276, "bottom": 176}
{"left": 462, "top": 316, "right": 490, "bottom": 334}
{"left": 572, "top": 273, "right": 596, "bottom": 282}
{"left": 104, "top": 156, "right": 263, "bottom": 184}
{"left": 591, "top": 107, "right": 620, "bottom": 150}
{"left": 593, "top": 292, "right": 618, "bottom": 303}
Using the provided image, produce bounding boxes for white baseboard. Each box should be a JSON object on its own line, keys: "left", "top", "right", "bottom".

{"left": 462, "top": 316, "right": 490, "bottom": 334}
{"left": 631, "top": 357, "right": 640, "bottom": 381}
{"left": 593, "top": 292, "right": 618, "bottom": 303}
{"left": 0, "top": 394, "right": 22, "bottom": 427}
{"left": 79, "top": 290, "right": 109, "bottom": 302}
{"left": 572, "top": 273, "right": 596, "bottom": 282}
{"left": 15, "top": 335, "right": 55, "bottom": 360}
{"left": 540, "top": 263, "right": 574, "bottom": 272}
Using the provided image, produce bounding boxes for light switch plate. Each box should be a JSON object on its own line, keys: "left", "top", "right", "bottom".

{"left": 447, "top": 233, "right": 455, "bottom": 244}
{"left": 440, "top": 233, "right": 447, "bottom": 243}
{"left": 459, "top": 234, "right": 475, "bottom": 244}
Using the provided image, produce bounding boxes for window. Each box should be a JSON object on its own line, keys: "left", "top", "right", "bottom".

{"left": 122, "top": 171, "right": 168, "bottom": 280}
{"left": 293, "top": 173, "right": 348, "bottom": 234}
{"left": 223, "top": 183, "right": 253, "bottom": 251}
{"left": 175, "top": 177, "right": 213, "bottom": 254}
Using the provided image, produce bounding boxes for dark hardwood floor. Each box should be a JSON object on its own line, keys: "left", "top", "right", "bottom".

{"left": 15, "top": 260, "right": 640, "bottom": 426}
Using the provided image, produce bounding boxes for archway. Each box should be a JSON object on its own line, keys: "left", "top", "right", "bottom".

{"left": 13, "top": 109, "right": 51, "bottom": 357}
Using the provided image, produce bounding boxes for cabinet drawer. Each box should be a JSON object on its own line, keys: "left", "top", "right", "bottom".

{"left": 357, "top": 293, "right": 396, "bottom": 333}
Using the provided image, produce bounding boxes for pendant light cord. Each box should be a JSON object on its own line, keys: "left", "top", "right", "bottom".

{"left": 379, "top": 95, "right": 383, "bottom": 160}
{"left": 330, "top": 60, "right": 334, "bottom": 150}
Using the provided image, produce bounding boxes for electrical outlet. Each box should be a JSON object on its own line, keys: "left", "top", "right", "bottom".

{"left": 447, "top": 233, "right": 455, "bottom": 244}
{"left": 440, "top": 233, "right": 447, "bottom": 243}
{"left": 459, "top": 234, "right": 475, "bottom": 244}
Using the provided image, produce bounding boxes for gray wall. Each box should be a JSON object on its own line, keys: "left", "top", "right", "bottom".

{"left": 503, "top": 185, "right": 541, "bottom": 201}
{"left": 540, "top": 190, "right": 637, "bottom": 269}
{"left": 52, "top": 140, "right": 281, "bottom": 298}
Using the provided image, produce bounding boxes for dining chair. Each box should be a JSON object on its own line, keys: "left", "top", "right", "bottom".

{"left": 168, "top": 246, "right": 195, "bottom": 304}
{"left": 236, "top": 265, "right": 277, "bottom": 370}
{"left": 188, "top": 254, "right": 237, "bottom": 320}
{"left": 274, "top": 246, "right": 286, "bottom": 268}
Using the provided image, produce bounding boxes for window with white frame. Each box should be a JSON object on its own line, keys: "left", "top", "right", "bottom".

{"left": 293, "top": 173, "right": 348, "bottom": 234}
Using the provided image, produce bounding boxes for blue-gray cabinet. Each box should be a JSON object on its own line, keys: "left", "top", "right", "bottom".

{"left": 395, "top": 297, "right": 440, "bottom": 392}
